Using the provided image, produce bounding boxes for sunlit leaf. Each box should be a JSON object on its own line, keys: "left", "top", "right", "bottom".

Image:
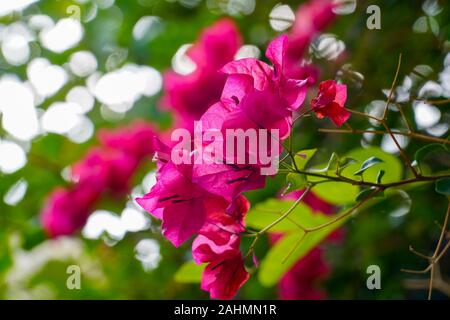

{"left": 338, "top": 157, "right": 357, "bottom": 172}
{"left": 354, "top": 157, "right": 384, "bottom": 176}
{"left": 313, "top": 152, "right": 338, "bottom": 173}
{"left": 174, "top": 261, "right": 205, "bottom": 283}
{"left": 313, "top": 181, "right": 360, "bottom": 205}
{"left": 246, "top": 198, "right": 314, "bottom": 232}
{"left": 293, "top": 149, "right": 317, "bottom": 170}
{"left": 376, "top": 170, "right": 385, "bottom": 184}
{"left": 285, "top": 172, "right": 308, "bottom": 193}
{"left": 258, "top": 210, "right": 346, "bottom": 287}
{"left": 342, "top": 147, "right": 403, "bottom": 183}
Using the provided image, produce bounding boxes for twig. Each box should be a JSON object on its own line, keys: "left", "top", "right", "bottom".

{"left": 318, "top": 128, "right": 450, "bottom": 145}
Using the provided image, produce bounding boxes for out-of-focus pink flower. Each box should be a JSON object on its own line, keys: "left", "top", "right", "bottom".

{"left": 41, "top": 183, "right": 102, "bottom": 237}
{"left": 285, "top": 189, "right": 335, "bottom": 215}
{"left": 278, "top": 247, "right": 330, "bottom": 300}
{"left": 311, "top": 79, "right": 349, "bottom": 127}
{"left": 98, "top": 121, "right": 156, "bottom": 158}
{"left": 285, "top": 0, "right": 336, "bottom": 67}
{"left": 72, "top": 148, "right": 139, "bottom": 195}
{"left": 160, "top": 19, "right": 242, "bottom": 128}
{"left": 41, "top": 121, "right": 157, "bottom": 237}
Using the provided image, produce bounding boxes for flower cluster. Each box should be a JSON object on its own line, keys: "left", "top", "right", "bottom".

{"left": 138, "top": 0, "right": 349, "bottom": 299}
{"left": 39, "top": 0, "right": 349, "bottom": 299}
{"left": 41, "top": 121, "right": 156, "bottom": 237}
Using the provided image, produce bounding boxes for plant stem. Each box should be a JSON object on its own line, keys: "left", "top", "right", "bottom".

{"left": 318, "top": 128, "right": 450, "bottom": 145}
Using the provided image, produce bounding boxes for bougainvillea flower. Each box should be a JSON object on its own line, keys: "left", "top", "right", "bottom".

{"left": 41, "top": 183, "right": 102, "bottom": 237}
{"left": 201, "top": 253, "right": 249, "bottom": 300}
{"left": 221, "top": 35, "right": 311, "bottom": 111}
{"left": 192, "top": 196, "right": 250, "bottom": 299}
{"left": 193, "top": 162, "right": 265, "bottom": 202}
{"left": 191, "top": 93, "right": 288, "bottom": 200}
{"left": 192, "top": 195, "right": 248, "bottom": 264}
{"left": 160, "top": 19, "right": 242, "bottom": 128}
{"left": 189, "top": 98, "right": 267, "bottom": 201}
{"left": 311, "top": 79, "right": 349, "bottom": 127}
{"left": 222, "top": 91, "right": 292, "bottom": 140}
{"left": 137, "top": 161, "right": 230, "bottom": 247}
{"left": 187, "top": 19, "right": 242, "bottom": 70}
{"left": 192, "top": 227, "right": 240, "bottom": 265}
{"left": 41, "top": 121, "right": 157, "bottom": 237}
{"left": 98, "top": 121, "right": 156, "bottom": 159}
{"left": 72, "top": 147, "right": 140, "bottom": 195}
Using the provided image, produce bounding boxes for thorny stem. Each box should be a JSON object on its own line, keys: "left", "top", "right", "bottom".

{"left": 382, "top": 53, "right": 402, "bottom": 120}
{"left": 282, "top": 168, "right": 450, "bottom": 190}
{"left": 305, "top": 188, "right": 381, "bottom": 232}
{"left": 245, "top": 187, "right": 311, "bottom": 259}
{"left": 402, "top": 202, "right": 450, "bottom": 300}
{"left": 280, "top": 189, "right": 382, "bottom": 264}
{"left": 404, "top": 265, "right": 450, "bottom": 298}
{"left": 396, "top": 103, "right": 413, "bottom": 132}
{"left": 317, "top": 128, "right": 450, "bottom": 145}
{"left": 423, "top": 98, "right": 450, "bottom": 105}
{"left": 259, "top": 187, "right": 311, "bottom": 234}
{"left": 381, "top": 119, "right": 419, "bottom": 177}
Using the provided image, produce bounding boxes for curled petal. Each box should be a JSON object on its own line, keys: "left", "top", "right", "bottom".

{"left": 201, "top": 254, "right": 249, "bottom": 300}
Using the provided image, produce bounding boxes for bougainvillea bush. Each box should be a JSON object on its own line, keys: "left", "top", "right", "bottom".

{"left": 0, "top": 0, "right": 449, "bottom": 300}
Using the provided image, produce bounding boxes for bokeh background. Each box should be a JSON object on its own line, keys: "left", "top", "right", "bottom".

{"left": 0, "top": 0, "right": 449, "bottom": 299}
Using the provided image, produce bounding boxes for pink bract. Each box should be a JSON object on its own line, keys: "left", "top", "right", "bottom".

{"left": 311, "top": 79, "right": 350, "bottom": 127}
{"left": 221, "top": 35, "right": 311, "bottom": 111}
{"left": 41, "top": 183, "right": 102, "bottom": 237}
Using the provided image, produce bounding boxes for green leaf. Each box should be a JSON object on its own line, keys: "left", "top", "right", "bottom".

{"left": 246, "top": 199, "right": 314, "bottom": 232}
{"left": 355, "top": 188, "right": 374, "bottom": 202}
{"left": 285, "top": 173, "right": 308, "bottom": 193}
{"left": 342, "top": 147, "right": 403, "bottom": 183}
{"left": 414, "top": 143, "right": 449, "bottom": 171}
{"left": 354, "top": 157, "right": 384, "bottom": 176}
{"left": 174, "top": 261, "right": 205, "bottom": 283}
{"left": 293, "top": 149, "right": 317, "bottom": 170}
{"left": 435, "top": 178, "right": 450, "bottom": 196}
{"left": 376, "top": 170, "right": 385, "bottom": 184}
{"left": 312, "top": 181, "right": 360, "bottom": 205}
{"left": 313, "top": 152, "right": 338, "bottom": 173}
{"left": 258, "top": 210, "right": 347, "bottom": 287}
{"left": 386, "top": 189, "right": 411, "bottom": 217}
{"left": 338, "top": 157, "right": 357, "bottom": 172}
